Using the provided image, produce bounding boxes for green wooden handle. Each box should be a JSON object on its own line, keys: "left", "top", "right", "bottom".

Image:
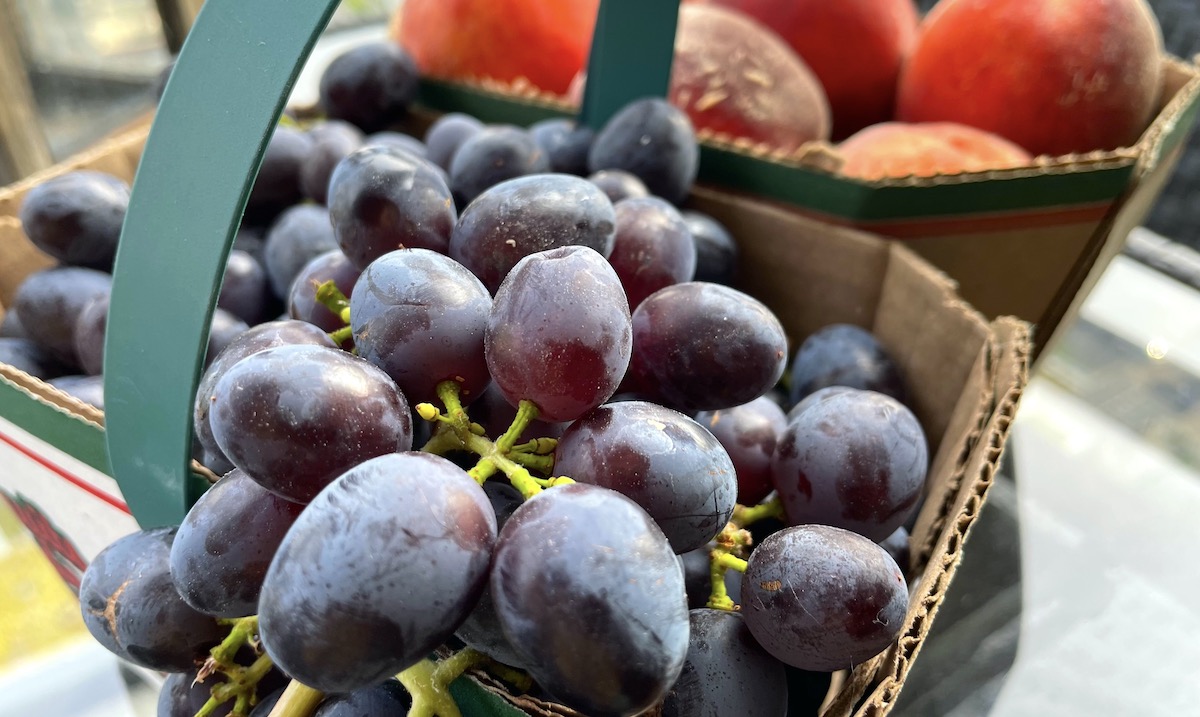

{"left": 578, "top": 0, "right": 681, "bottom": 128}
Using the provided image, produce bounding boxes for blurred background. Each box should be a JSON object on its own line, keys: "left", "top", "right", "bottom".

{"left": 0, "top": 1, "right": 1198, "bottom": 716}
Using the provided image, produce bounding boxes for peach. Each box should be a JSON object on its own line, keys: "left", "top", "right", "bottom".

{"left": 837, "top": 122, "right": 1033, "bottom": 180}
{"left": 392, "top": 0, "right": 598, "bottom": 96}
{"left": 896, "top": 0, "right": 1163, "bottom": 157}
{"left": 694, "top": 0, "right": 919, "bottom": 140}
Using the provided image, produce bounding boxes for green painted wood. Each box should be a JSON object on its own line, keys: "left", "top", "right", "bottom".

{"left": 578, "top": 0, "right": 680, "bottom": 129}
{"left": 103, "top": 0, "right": 341, "bottom": 528}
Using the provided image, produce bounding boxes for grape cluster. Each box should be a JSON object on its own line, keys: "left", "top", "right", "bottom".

{"left": 3, "top": 39, "right": 938, "bottom": 717}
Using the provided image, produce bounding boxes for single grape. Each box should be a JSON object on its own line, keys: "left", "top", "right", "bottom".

{"left": 587, "top": 169, "right": 650, "bottom": 204}
{"left": 662, "top": 609, "right": 788, "bottom": 717}
{"left": 71, "top": 294, "right": 108, "bottom": 375}
{"left": 449, "top": 173, "right": 616, "bottom": 294}
{"left": 233, "top": 225, "right": 267, "bottom": 263}
{"left": 169, "top": 469, "right": 305, "bottom": 618}
{"left": 248, "top": 690, "right": 284, "bottom": 717}
{"left": 206, "top": 308, "right": 250, "bottom": 367}
{"left": 210, "top": 344, "right": 413, "bottom": 503}
{"left": 328, "top": 145, "right": 457, "bottom": 270}
{"left": 79, "top": 527, "right": 224, "bottom": 672}
{"left": 485, "top": 246, "right": 632, "bottom": 422}
{"left": 12, "top": 266, "right": 111, "bottom": 367}
{"left": 157, "top": 669, "right": 233, "bottom": 717}
{"left": 742, "top": 525, "right": 909, "bottom": 672}
{"left": 423, "top": 112, "right": 484, "bottom": 170}
{"left": 365, "top": 131, "right": 429, "bottom": 158}
{"left": 246, "top": 126, "right": 311, "bottom": 221}
{"left": 449, "top": 126, "right": 550, "bottom": 206}
{"left": 609, "top": 197, "right": 696, "bottom": 308}
{"left": 48, "top": 375, "right": 104, "bottom": 410}
{"left": 879, "top": 526, "right": 911, "bottom": 572}
{"left": 789, "top": 324, "right": 907, "bottom": 405}
{"left": 529, "top": 117, "right": 594, "bottom": 175}
{"left": 350, "top": 248, "right": 491, "bottom": 405}
{"left": 491, "top": 483, "right": 689, "bottom": 717}
{"left": 218, "top": 249, "right": 271, "bottom": 325}
{"left": 0, "top": 337, "right": 67, "bottom": 380}
{"left": 202, "top": 449, "right": 236, "bottom": 477}
{"left": 287, "top": 249, "right": 361, "bottom": 335}
{"left": 695, "top": 396, "right": 787, "bottom": 505}
{"left": 18, "top": 170, "right": 129, "bottom": 270}
{"left": 588, "top": 98, "right": 699, "bottom": 205}
{"left": 259, "top": 453, "right": 495, "bottom": 693}
{"left": 681, "top": 210, "right": 738, "bottom": 286}
{"left": 786, "top": 385, "right": 855, "bottom": 424}
{"left": 319, "top": 42, "right": 419, "bottom": 132}
{"left": 772, "top": 388, "right": 927, "bottom": 542}
{"left": 554, "top": 400, "right": 737, "bottom": 553}
{"left": 300, "top": 120, "right": 364, "bottom": 204}
{"left": 313, "top": 680, "right": 412, "bottom": 716}
{"left": 263, "top": 204, "right": 340, "bottom": 299}
{"left": 629, "top": 282, "right": 787, "bottom": 412}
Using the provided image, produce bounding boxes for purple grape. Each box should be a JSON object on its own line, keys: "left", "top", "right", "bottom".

{"left": 423, "top": 112, "right": 484, "bottom": 170}
{"left": 313, "top": 680, "right": 412, "bottom": 716}
{"left": 157, "top": 669, "right": 233, "bottom": 717}
{"left": 206, "top": 308, "right": 250, "bottom": 366}
{"left": 350, "top": 248, "right": 492, "bottom": 405}
{"left": 529, "top": 118, "right": 594, "bottom": 175}
{"left": 695, "top": 396, "right": 787, "bottom": 505}
{"left": 789, "top": 324, "right": 907, "bottom": 406}
{"left": 259, "top": 453, "right": 495, "bottom": 693}
{"left": 742, "top": 525, "right": 908, "bottom": 672}
{"left": 318, "top": 42, "right": 419, "bottom": 133}
{"left": 880, "top": 526, "right": 911, "bottom": 572}
{"left": 286, "top": 249, "right": 361, "bottom": 335}
{"left": 0, "top": 337, "right": 67, "bottom": 380}
{"left": 485, "top": 246, "right": 632, "bottom": 422}
{"left": 263, "top": 204, "right": 339, "bottom": 299}
{"left": 772, "top": 388, "right": 927, "bottom": 542}
{"left": 491, "top": 483, "right": 688, "bottom": 716}
{"left": 246, "top": 126, "right": 311, "bottom": 221}
{"left": 301, "top": 120, "right": 364, "bottom": 204}
{"left": 18, "top": 171, "right": 128, "bottom": 270}
{"left": 365, "top": 131, "right": 428, "bottom": 158}
{"left": 209, "top": 344, "right": 412, "bottom": 503}
{"left": 588, "top": 98, "right": 699, "bottom": 205}
{"left": 12, "top": 266, "right": 111, "bottom": 367}
{"left": 682, "top": 210, "right": 738, "bottom": 286}
{"left": 629, "top": 282, "right": 787, "bottom": 413}
{"left": 609, "top": 197, "right": 696, "bottom": 309}
{"left": 449, "top": 173, "right": 616, "bottom": 294}
{"left": 72, "top": 295, "right": 108, "bottom": 376}
{"left": 587, "top": 169, "right": 650, "bottom": 204}
{"left": 218, "top": 249, "right": 271, "bottom": 325}
{"left": 328, "top": 145, "right": 457, "bottom": 270}
{"left": 554, "top": 400, "right": 737, "bottom": 553}
{"left": 786, "top": 385, "right": 855, "bottom": 423}
{"left": 0, "top": 310, "right": 26, "bottom": 338}
{"left": 449, "top": 126, "right": 550, "bottom": 206}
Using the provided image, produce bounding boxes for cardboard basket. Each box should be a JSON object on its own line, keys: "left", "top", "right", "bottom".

{"left": 0, "top": 0, "right": 1030, "bottom": 714}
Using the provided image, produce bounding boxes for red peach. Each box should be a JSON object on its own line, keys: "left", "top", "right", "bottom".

{"left": 838, "top": 122, "right": 1033, "bottom": 180}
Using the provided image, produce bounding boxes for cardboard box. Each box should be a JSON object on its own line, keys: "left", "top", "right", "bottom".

{"left": 0, "top": 124, "right": 1029, "bottom": 714}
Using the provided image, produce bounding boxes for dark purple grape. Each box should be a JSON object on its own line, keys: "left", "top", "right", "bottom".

{"left": 0, "top": 310, "right": 26, "bottom": 338}
{"left": 879, "top": 526, "right": 911, "bottom": 572}
{"left": 78, "top": 527, "right": 224, "bottom": 672}
{"left": 248, "top": 690, "right": 284, "bottom": 717}
{"left": 469, "top": 382, "right": 569, "bottom": 443}
{"left": 202, "top": 449, "right": 236, "bottom": 477}
{"left": 449, "top": 126, "right": 550, "bottom": 206}
{"left": 72, "top": 294, "right": 108, "bottom": 376}
{"left": 529, "top": 118, "right": 594, "bottom": 175}
{"left": 350, "top": 248, "right": 491, "bottom": 405}
{"left": 662, "top": 609, "right": 787, "bottom": 717}
{"left": 742, "top": 525, "right": 908, "bottom": 672}
{"left": 0, "top": 337, "right": 67, "bottom": 380}
{"left": 449, "top": 173, "right": 616, "bottom": 294}
{"left": 423, "top": 112, "right": 484, "bottom": 170}
{"left": 588, "top": 98, "right": 699, "bottom": 205}
{"left": 218, "top": 249, "right": 271, "bottom": 325}
{"left": 554, "top": 401, "right": 737, "bottom": 553}
{"left": 772, "top": 388, "right": 927, "bottom": 542}
{"left": 158, "top": 669, "right": 233, "bottom": 717}
{"left": 301, "top": 120, "right": 364, "bottom": 204}
{"left": 12, "top": 266, "right": 110, "bottom": 367}
{"left": 246, "top": 126, "right": 311, "bottom": 221}
{"left": 259, "top": 453, "right": 495, "bottom": 694}
{"left": 365, "top": 131, "right": 428, "bottom": 158}
{"left": 788, "top": 324, "right": 907, "bottom": 406}
{"left": 286, "top": 249, "right": 361, "bottom": 335}
{"left": 609, "top": 197, "right": 696, "bottom": 309}
{"left": 587, "top": 169, "right": 650, "bottom": 204}
{"left": 314, "top": 680, "right": 412, "bottom": 716}
{"left": 485, "top": 246, "right": 632, "bottom": 422}
{"left": 328, "top": 145, "right": 457, "bottom": 270}
{"left": 234, "top": 225, "right": 267, "bottom": 263}
{"left": 206, "top": 308, "right": 250, "bottom": 366}
{"left": 193, "top": 320, "right": 337, "bottom": 463}
{"left": 210, "top": 344, "right": 413, "bottom": 503}
{"left": 629, "top": 282, "right": 787, "bottom": 413}
{"left": 786, "top": 385, "right": 855, "bottom": 424}
{"left": 263, "top": 204, "right": 340, "bottom": 299}
{"left": 491, "top": 483, "right": 688, "bottom": 717}
{"left": 48, "top": 375, "right": 104, "bottom": 410}
{"left": 682, "top": 210, "right": 738, "bottom": 286}
{"left": 18, "top": 171, "right": 128, "bottom": 270}
{"left": 695, "top": 396, "right": 787, "bottom": 505}
{"left": 318, "top": 42, "right": 419, "bottom": 133}
{"left": 169, "top": 469, "right": 305, "bottom": 618}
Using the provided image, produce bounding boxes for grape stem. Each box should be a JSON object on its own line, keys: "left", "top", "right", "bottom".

{"left": 210, "top": 616, "right": 259, "bottom": 667}
{"left": 194, "top": 616, "right": 275, "bottom": 717}
{"left": 731, "top": 497, "right": 785, "bottom": 527}
{"left": 328, "top": 325, "right": 354, "bottom": 347}
{"left": 399, "top": 651, "right": 479, "bottom": 717}
{"left": 313, "top": 279, "right": 352, "bottom": 326}
{"left": 707, "top": 551, "right": 749, "bottom": 612}
{"left": 265, "top": 681, "right": 324, "bottom": 717}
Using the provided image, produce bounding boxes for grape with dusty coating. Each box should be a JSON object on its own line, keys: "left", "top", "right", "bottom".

{"left": 588, "top": 98, "right": 699, "bottom": 205}
{"left": 588, "top": 169, "right": 650, "bottom": 203}
{"left": 210, "top": 344, "right": 413, "bottom": 502}
{"left": 786, "top": 385, "right": 855, "bottom": 423}
{"left": 328, "top": 145, "right": 457, "bottom": 270}
{"left": 554, "top": 400, "right": 737, "bottom": 553}
{"left": 0, "top": 338, "right": 66, "bottom": 380}
{"left": 169, "top": 469, "right": 305, "bottom": 618}
{"left": 491, "top": 483, "right": 689, "bottom": 717}
{"left": 365, "top": 131, "right": 429, "bottom": 158}
{"left": 449, "top": 126, "right": 550, "bottom": 206}
{"left": 423, "top": 113, "right": 484, "bottom": 170}
{"left": 301, "top": 120, "right": 363, "bottom": 204}
{"left": 772, "top": 388, "right": 927, "bottom": 542}
{"left": 287, "top": 250, "right": 361, "bottom": 335}
{"left": 789, "top": 324, "right": 907, "bottom": 405}
{"left": 609, "top": 197, "right": 696, "bottom": 308}
{"left": 742, "top": 525, "right": 909, "bottom": 672}
{"left": 259, "top": 453, "right": 495, "bottom": 694}
{"left": 449, "top": 173, "right": 616, "bottom": 293}
{"left": 485, "top": 246, "right": 631, "bottom": 422}
{"left": 314, "top": 680, "right": 413, "bottom": 715}
{"left": 629, "top": 282, "right": 787, "bottom": 412}
{"left": 18, "top": 171, "right": 128, "bottom": 270}
{"left": 350, "top": 248, "right": 492, "bottom": 405}
{"left": 529, "top": 118, "right": 594, "bottom": 175}
{"left": 157, "top": 669, "right": 233, "bottom": 717}
{"left": 682, "top": 210, "right": 738, "bottom": 286}
{"left": 695, "top": 396, "right": 787, "bottom": 505}
{"left": 12, "top": 267, "right": 111, "bottom": 367}
{"left": 205, "top": 308, "right": 250, "bottom": 366}
{"left": 79, "top": 527, "right": 224, "bottom": 672}
{"left": 246, "top": 127, "right": 310, "bottom": 221}
{"left": 218, "top": 249, "right": 271, "bottom": 325}
{"left": 662, "top": 609, "right": 787, "bottom": 717}
{"left": 263, "top": 204, "right": 340, "bottom": 299}
{"left": 318, "top": 42, "right": 419, "bottom": 132}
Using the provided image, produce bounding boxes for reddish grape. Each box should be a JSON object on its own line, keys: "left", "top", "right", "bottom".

{"left": 609, "top": 197, "right": 696, "bottom": 308}
{"left": 695, "top": 395, "right": 787, "bottom": 505}
{"left": 587, "top": 169, "right": 650, "bottom": 204}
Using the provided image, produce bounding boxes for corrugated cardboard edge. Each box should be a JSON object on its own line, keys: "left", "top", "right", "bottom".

{"left": 0, "top": 365, "right": 106, "bottom": 428}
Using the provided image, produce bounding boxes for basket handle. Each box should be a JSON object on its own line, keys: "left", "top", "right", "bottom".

{"left": 104, "top": 0, "right": 681, "bottom": 527}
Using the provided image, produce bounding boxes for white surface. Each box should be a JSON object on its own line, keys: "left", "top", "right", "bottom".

{"left": 0, "top": 639, "right": 141, "bottom": 717}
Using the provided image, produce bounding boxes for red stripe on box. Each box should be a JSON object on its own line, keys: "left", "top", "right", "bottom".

{"left": 0, "top": 429, "right": 131, "bottom": 515}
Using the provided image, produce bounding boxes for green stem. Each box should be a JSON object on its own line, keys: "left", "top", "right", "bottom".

{"left": 399, "top": 657, "right": 465, "bottom": 717}
{"left": 510, "top": 437, "right": 557, "bottom": 455}
{"left": 494, "top": 401, "right": 538, "bottom": 454}
{"left": 732, "top": 497, "right": 785, "bottom": 528}
{"left": 313, "top": 280, "right": 352, "bottom": 326}
{"left": 707, "top": 550, "right": 749, "bottom": 612}
{"left": 507, "top": 451, "right": 554, "bottom": 473}
{"left": 210, "top": 616, "right": 259, "bottom": 668}
{"left": 468, "top": 458, "right": 498, "bottom": 485}
{"left": 421, "top": 424, "right": 466, "bottom": 456}
{"left": 265, "top": 681, "right": 324, "bottom": 717}
{"left": 328, "top": 325, "right": 354, "bottom": 347}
